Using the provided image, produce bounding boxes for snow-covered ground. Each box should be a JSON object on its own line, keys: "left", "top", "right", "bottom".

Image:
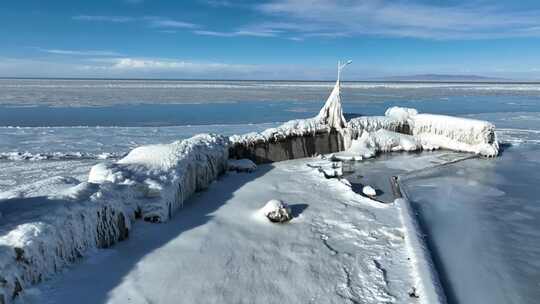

{"left": 21, "top": 159, "right": 417, "bottom": 304}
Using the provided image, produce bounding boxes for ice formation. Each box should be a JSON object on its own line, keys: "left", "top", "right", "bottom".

{"left": 0, "top": 181, "right": 131, "bottom": 304}
{"left": 347, "top": 107, "right": 498, "bottom": 157}
{"left": 348, "top": 115, "right": 410, "bottom": 139}
{"left": 333, "top": 130, "right": 421, "bottom": 161}
{"left": 0, "top": 134, "right": 229, "bottom": 303}
{"left": 410, "top": 114, "right": 499, "bottom": 157}
{"left": 229, "top": 79, "right": 350, "bottom": 163}
{"left": 89, "top": 134, "right": 229, "bottom": 222}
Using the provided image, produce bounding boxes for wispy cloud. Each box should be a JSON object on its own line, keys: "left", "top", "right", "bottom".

{"left": 72, "top": 15, "right": 134, "bottom": 23}
{"left": 193, "top": 29, "right": 279, "bottom": 38}
{"left": 202, "top": 0, "right": 233, "bottom": 7}
{"left": 253, "top": 0, "right": 540, "bottom": 40}
{"left": 73, "top": 15, "right": 198, "bottom": 29}
{"left": 144, "top": 17, "right": 197, "bottom": 29}
{"left": 37, "top": 48, "right": 122, "bottom": 56}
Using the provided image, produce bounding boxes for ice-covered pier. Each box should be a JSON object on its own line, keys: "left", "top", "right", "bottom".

{"left": 0, "top": 63, "right": 499, "bottom": 304}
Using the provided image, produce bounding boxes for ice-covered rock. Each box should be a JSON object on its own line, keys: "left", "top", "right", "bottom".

{"left": 228, "top": 159, "right": 257, "bottom": 172}
{"left": 260, "top": 199, "right": 292, "bottom": 223}
{"left": 362, "top": 185, "right": 377, "bottom": 197}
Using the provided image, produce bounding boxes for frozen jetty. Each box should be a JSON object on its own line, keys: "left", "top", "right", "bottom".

{"left": 0, "top": 62, "right": 499, "bottom": 303}
{"left": 229, "top": 61, "right": 352, "bottom": 163}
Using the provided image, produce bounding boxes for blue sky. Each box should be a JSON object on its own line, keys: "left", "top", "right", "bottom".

{"left": 1, "top": 0, "right": 540, "bottom": 80}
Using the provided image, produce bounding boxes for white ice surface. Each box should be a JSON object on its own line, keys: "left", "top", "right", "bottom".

{"left": 29, "top": 159, "right": 416, "bottom": 304}
{"left": 0, "top": 123, "right": 277, "bottom": 161}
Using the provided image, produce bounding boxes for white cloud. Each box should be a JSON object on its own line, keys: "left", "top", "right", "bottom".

{"left": 254, "top": 0, "right": 540, "bottom": 40}
{"left": 144, "top": 17, "right": 198, "bottom": 29}
{"left": 73, "top": 15, "right": 198, "bottom": 29}
{"left": 72, "top": 15, "right": 134, "bottom": 23}
{"left": 37, "top": 48, "right": 122, "bottom": 56}
{"left": 193, "top": 29, "right": 279, "bottom": 37}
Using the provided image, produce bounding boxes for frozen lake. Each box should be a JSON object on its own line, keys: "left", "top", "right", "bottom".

{"left": 1, "top": 79, "right": 540, "bottom": 303}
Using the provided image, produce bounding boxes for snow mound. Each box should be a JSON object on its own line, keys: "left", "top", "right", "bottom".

{"left": 385, "top": 106, "right": 418, "bottom": 121}
{"left": 228, "top": 159, "right": 257, "bottom": 172}
{"left": 410, "top": 114, "right": 499, "bottom": 157}
{"left": 259, "top": 199, "right": 292, "bottom": 223}
{"left": 88, "top": 134, "right": 229, "bottom": 222}
{"left": 362, "top": 185, "right": 377, "bottom": 197}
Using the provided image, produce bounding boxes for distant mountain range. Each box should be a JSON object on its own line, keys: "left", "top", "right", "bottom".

{"left": 369, "top": 74, "right": 510, "bottom": 82}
